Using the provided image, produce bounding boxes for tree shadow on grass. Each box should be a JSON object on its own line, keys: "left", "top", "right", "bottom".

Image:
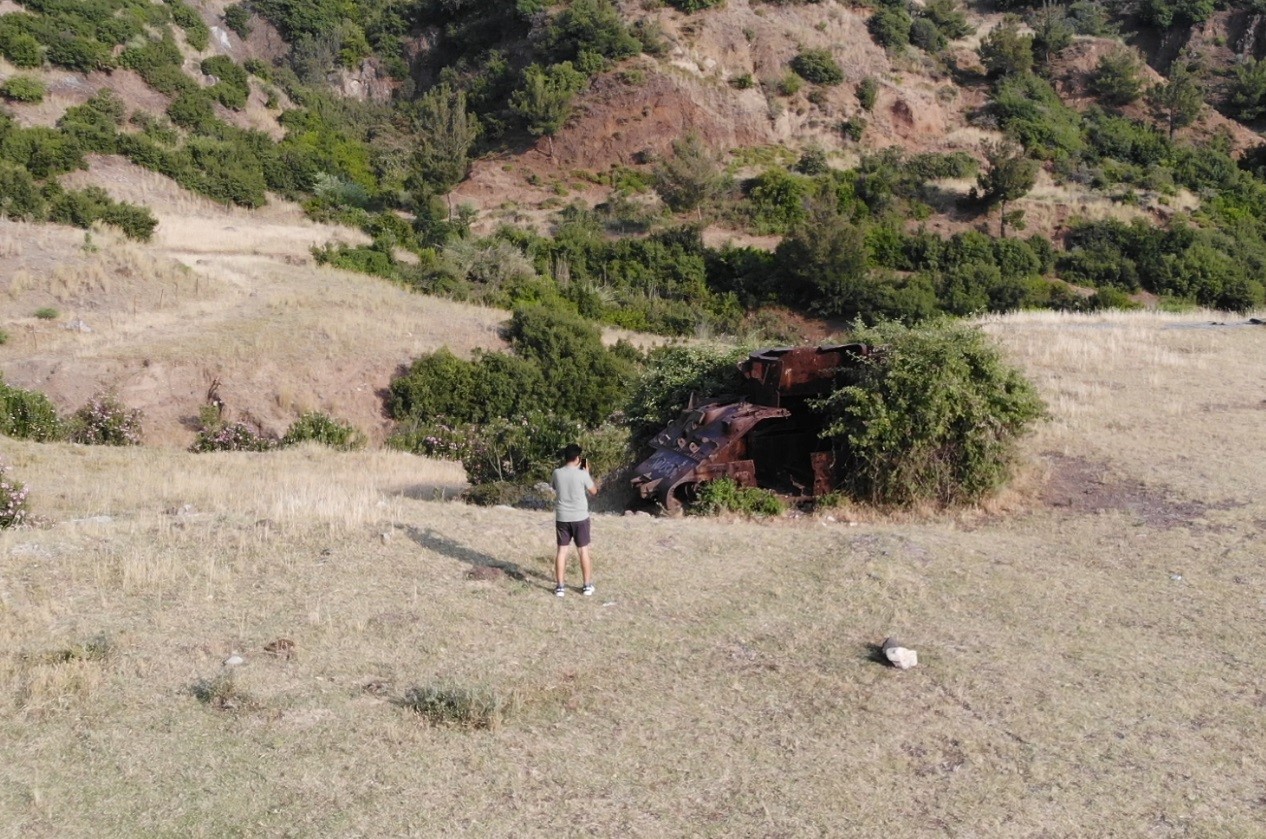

{"left": 405, "top": 526, "right": 552, "bottom": 589}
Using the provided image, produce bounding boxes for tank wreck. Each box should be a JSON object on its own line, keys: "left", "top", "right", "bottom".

{"left": 630, "top": 344, "right": 874, "bottom": 513}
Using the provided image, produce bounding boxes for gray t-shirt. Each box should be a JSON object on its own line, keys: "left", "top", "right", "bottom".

{"left": 552, "top": 465, "right": 595, "bottom": 522}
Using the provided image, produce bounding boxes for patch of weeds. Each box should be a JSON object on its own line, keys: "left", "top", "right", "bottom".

{"left": 693, "top": 478, "right": 784, "bottom": 517}
{"left": 32, "top": 634, "right": 112, "bottom": 665}
{"left": 33, "top": 307, "right": 59, "bottom": 320}
{"left": 0, "top": 328, "right": 7, "bottom": 345}
{"left": 401, "top": 684, "right": 512, "bottom": 730}
{"left": 191, "top": 672, "right": 252, "bottom": 711}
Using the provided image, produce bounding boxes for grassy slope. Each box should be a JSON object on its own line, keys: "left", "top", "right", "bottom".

{"left": 2, "top": 312, "right": 1264, "bottom": 836}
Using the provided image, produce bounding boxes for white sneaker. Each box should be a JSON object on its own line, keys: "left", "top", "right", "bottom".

{"left": 554, "top": 584, "right": 566, "bottom": 597}
{"left": 582, "top": 584, "right": 595, "bottom": 596}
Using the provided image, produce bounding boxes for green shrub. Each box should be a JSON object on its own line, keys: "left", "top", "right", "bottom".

{"left": 693, "top": 477, "right": 784, "bottom": 517}
{"left": 224, "top": 3, "right": 253, "bottom": 38}
{"left": 201, "top": 56, "right": 251, "bottom": 109}
{"left": 67, "top": 394, "right": 144, "bottom": 446}
{"left": 0, "top": 377, "right": 63, "bottom": 441}
{"left": 1, "top": 75, "right": 46, "bottom": 103}
{"left": 777, "top": 71, "right": 804, "bottom": 97}
{"left": 978, "top": 17, "right": 1033, "bottom": 78}
{"left": 282, "top": 411, "right": 366, "bottom": 450}
{"left": 167, "top": 90, "right": 216, "bottom": 132}
{"left": 0, "top": 162, "right": 45, "bottom": 220}
{"left": 1, "top": 126, "right": 85, "bottom": 178}
{"left": 33, "top": 307, "right": 59, "bottom": 320}
{"left": 0, "top": 459, "right": 31, "bottom": 529}
{"left": 0, "top": 30, "right": 43, "bottom": 68}
{"left": 624, "top": 343, "right": 749, "bottom": 446}
{"left": 167, "top": 0, "right": 211, "bottom": 51}
{"left": 1090, "top": 48, "right": 1145, "bottom": 106}
{"left": 791, "top": 49, "right": 844, "bottom": 85}
{"left": 869, "top": 6, "right": 913, "bottom": 50}
{"left": 45, "top": 36, "right": 112, "bottom": 72}
{"left": 910, "top": 17, "right": 947, "bottom": 52}
{"left": 857, "top": 76, "right": 879, "bottom": 111}
{"left": 668, "top": 0, "right": 726, "bottom": 10}
{"left": 814, "top": 320, "right": 1046, "bottom": 506}
{"left": 746, "top": 168, "right": 811, "bottom": 234}
{"left": 990, "top": 72, "right": 1084, "bottom": 159}
{"left": 459, "top": 412, "right": 588, "bottom": 485}
{"left": 506, "top": 305, "right": 635, "bottom": 426}
{"left": 922, "top": 0, "right": 973, "bottom": 40}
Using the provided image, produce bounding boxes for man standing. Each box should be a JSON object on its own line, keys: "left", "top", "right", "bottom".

{"left": 551, "top": 443, "right": 598, "bottom": 597}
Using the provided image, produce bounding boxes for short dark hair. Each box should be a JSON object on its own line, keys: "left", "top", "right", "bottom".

{"left": 562, "top": 443, "right": 583, "bottom": 463}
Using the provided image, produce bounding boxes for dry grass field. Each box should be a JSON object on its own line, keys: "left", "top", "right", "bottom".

{"left": 2, "top": 310, "right": 1264, "bottom": 836}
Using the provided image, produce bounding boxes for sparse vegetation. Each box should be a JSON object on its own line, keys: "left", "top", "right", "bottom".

{"left": 402, "top": 683, "right": 511, "bottom": 730}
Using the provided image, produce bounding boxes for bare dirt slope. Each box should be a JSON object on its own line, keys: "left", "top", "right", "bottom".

{"left": 0, "top": 157, "right": 511, "bottom": 446}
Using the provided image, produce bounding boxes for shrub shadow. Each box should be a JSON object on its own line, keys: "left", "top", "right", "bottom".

{"left": 405, "top": 526, "right": 549, "bottom": 587}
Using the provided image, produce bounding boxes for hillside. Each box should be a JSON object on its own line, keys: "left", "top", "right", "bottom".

{"left": 2, "top": 0, "right": 1266, "bottom": 443}
{"left": 2, "top": 311, "right": 1264, "bottom": 834}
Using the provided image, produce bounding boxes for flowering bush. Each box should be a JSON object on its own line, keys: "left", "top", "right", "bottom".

{"left": 1, "top": 460, "right": 31, "bottom": 528}
{"left": 189, "top": 422, "right": 278, "bottom": 453}
{"left": 68, "top": 394, "right": 143, "bottom": 446}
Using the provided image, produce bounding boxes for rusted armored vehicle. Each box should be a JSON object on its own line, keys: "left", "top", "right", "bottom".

{"left": 630, "top": 344, "right": 872, "bottom": 512}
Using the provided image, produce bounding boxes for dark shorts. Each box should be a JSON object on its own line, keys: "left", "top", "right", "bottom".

{"left": 555, "top": 518, "right": 591, "bottom": 548}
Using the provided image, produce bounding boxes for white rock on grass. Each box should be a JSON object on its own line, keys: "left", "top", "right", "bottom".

{"left": 882, "top": 637, "right": 918, "bottom": 670}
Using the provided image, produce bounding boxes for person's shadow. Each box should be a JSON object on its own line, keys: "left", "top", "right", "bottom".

{"left": 404, "top": 526, "right": 552, "bottom": 589}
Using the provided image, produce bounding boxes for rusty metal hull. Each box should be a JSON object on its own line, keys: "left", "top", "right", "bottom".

{"left": 631, "top": 401, "right": 790, "bottom": 511}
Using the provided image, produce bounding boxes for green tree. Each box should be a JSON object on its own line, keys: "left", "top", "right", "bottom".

{"left": 922, "top": 0, "right": 973, "bottom": 40}
{"left": 1147, "top": 60, "right": 1203, "bottom": 138}
{"left": 774, "top": 207, "right": 871, "bottom": 317}
{"left": 978, "top": 17, "right": 1034, "bottom": 78}
{"left": 1137, "top": 0, "right": 1215, "bottom": 27}
{"left": 1030, "top": 4, "right": 1073, "bottom": 67}
{"left": 510, "top": 62, "right": 587, "bottom": 157}
{"left": 653, "top": 132, "right": 724, "bottom": 215}
{"left": 506, "top": 305, "right": 634, "bottom": 426}
{"left": 411, "top": 84, "right": 479, "bottom": 198}
{"left": 1228, "top": 58, "right": 1266, "bottom": 122}
{"left": 1090, "top": 47, "right": 1145, "bottom": 106}
{"left": 976, "top": 141, "right": 1038, "bottom": 237}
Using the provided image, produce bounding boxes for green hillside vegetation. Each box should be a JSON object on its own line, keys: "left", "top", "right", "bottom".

{"left": 3, "top": 0, "right": 1266, "bottom": 326}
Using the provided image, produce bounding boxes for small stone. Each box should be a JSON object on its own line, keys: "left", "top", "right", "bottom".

{"left": 882, "top": 637, "right": 918, "bottom": 670}
{"left": 223, "top": 654, "right": 245, "bottom": 668}
{"left": 380, "top": 531, "right": 391, "bottom": 543}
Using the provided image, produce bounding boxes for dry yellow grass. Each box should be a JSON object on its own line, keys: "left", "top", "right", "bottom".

{"left": 2, "top": 311, "right": 1265, "bottom": 836}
